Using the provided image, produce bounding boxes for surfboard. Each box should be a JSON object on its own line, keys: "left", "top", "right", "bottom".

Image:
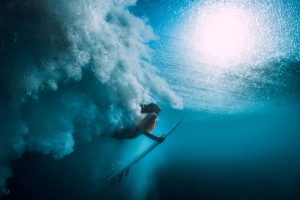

{"left": 104, "top": 113, "right": 185, "bottom": 184}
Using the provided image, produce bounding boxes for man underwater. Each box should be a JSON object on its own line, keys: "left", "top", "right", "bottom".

{"left": 113, "top": 103, "right": 165, "bottom": 142}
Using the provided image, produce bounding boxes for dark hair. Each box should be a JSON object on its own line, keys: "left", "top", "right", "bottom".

{"left": 141, "top": 103, "right": 161, "bottom": 114}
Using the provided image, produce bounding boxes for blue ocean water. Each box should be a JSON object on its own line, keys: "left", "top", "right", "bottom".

{"left": 0, "top": 0, "right": 300, "bottom": 199}
{"left": 130, "top": 0, "right": 300, "bottom": 199}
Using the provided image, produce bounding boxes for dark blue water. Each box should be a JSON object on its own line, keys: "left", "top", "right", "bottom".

{"left": 4, "top": 105, "right": 300, "bottom": 199}
{"left": 1, "top": 0, "right": 300, "bottom": 199}
{"left": 134, "top": 0, "right": 300, "bottom": 199}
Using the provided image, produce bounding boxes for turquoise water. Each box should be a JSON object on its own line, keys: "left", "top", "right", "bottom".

{"left": 1, "top": 0, "right": 300, "bottom": 199}
{"left": 130, "top": 0, "right": 300, "bottom": 198}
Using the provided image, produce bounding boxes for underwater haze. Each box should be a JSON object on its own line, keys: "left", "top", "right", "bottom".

{"left": 1, "top": 0, "right": 300, "bottom": 199}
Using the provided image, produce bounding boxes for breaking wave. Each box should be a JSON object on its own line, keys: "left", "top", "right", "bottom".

{"left": 0, "top": 0, "right": 182, "bottom": 194}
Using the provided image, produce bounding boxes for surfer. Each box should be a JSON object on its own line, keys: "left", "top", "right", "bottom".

{"left": 105, "top": 107, "right": 184, "bottom": 183}
{"left": 114, "top": 103, "right": 165, "bottom": 142}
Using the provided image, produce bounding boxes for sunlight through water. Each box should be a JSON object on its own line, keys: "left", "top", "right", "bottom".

{"left": 179, "top": 1, "right": 269, "bottom": 68}
{"left": 154, "top": 0, "right": 300, "bottom": 113}
{"left": 189, "top": 4, "right": 257, "bottom": 66}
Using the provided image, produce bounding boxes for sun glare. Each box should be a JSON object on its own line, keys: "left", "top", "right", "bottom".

{"left": 189, "top": 4, "right": 257, "bottom": 66}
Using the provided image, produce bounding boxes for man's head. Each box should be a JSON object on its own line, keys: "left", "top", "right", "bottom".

{"left": 141, "top": 103, "right": 161, "bottom": 114}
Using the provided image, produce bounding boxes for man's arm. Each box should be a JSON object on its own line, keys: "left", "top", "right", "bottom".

{"left": 142, "top": 131, "right": 165, "bottom": 142}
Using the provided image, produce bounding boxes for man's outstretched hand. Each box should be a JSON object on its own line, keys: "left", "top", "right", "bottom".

{"left": 157, "top": 135, "right": 166, "bottom": 143}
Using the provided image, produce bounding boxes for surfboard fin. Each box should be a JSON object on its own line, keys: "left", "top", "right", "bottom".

{"left": 106, "top": 168, "right": 129, "bottom": 185}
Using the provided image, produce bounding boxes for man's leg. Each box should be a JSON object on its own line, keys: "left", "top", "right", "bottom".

{"left": 114, "top": 127, "right": 139, "bottom": 139}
